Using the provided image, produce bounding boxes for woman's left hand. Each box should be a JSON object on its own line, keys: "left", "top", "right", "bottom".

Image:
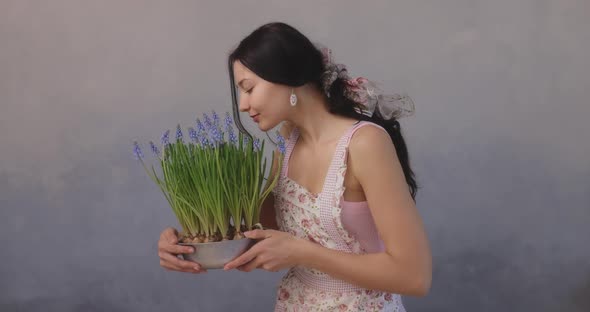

{"left": 223, "top": 229, "right": 304, "bottom": 272}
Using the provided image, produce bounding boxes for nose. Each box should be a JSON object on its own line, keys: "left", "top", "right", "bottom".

{"left": 238, "top": 94, "right": 249, "bottom": 112}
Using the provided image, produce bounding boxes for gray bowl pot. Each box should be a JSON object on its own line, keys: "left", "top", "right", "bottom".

{"left": 179, "top": 238, "right": 256, "bottom": 269}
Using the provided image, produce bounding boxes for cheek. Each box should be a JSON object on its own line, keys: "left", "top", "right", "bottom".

{"left": 256, "top": 85, "right": 287, "bottom": 110}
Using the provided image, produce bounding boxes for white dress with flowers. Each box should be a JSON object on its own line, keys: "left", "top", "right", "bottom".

{"left": 272, "top": 121, "right": 406, "bottom": 311}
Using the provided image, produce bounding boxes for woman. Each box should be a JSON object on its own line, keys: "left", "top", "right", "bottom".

{"left": 157, "top": 22, "right": 432, "bottom": 311}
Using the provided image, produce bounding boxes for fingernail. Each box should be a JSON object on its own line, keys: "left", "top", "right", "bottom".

{"left": 194, "top": 266, "right": 200, "bottom": 271}
{"left": 187, "top": 247, "right": 195, "bottom": 253}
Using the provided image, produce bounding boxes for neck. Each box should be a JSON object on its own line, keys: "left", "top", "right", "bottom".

{"left": 287, "top": 86, "right": 354, "bottom": 144}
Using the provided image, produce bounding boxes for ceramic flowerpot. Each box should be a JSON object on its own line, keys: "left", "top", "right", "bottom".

{"left": 179, "top": 238, "right": 256, "bottom": 269}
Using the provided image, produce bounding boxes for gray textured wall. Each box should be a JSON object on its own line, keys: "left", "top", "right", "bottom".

{"left": 1, "top": 1, "right": 588, "bottom": 311}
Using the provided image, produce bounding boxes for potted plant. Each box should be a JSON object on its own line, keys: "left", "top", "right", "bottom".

{"left": 132, "top": 111, "right": 286, "bottom": 269}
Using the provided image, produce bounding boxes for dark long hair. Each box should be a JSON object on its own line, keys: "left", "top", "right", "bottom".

{"left": 228, "top": 22, "right": 418, "bottom": 199}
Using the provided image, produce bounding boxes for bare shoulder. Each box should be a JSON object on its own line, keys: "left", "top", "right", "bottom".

{"left": 347, "top": 124, "right": 400, "bottom": 191}
{"left": 349, "top": 124, "right": 395, "bottom": 157}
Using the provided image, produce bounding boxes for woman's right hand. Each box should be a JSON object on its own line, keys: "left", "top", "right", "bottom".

{"left": 158, "top": 227, "right": 207, "bottom": 274}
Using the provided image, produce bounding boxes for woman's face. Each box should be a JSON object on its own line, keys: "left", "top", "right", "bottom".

{"left": 232, "top": 60, "right": 291, "bottom": 131}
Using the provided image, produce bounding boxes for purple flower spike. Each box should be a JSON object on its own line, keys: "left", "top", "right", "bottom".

{"left": 196, "top": 118, "right": 206, "bottom": 133}
{"left": 253, "top": 138, "right": 261, "bottom": 151}
{"left": 199, "top": 136, "right": 209, "bottom": 148}
{"left": 161, "top": 130, "right": 170, "bottom": 146}
{"left": 211, "top": 127, "right": 223, "bottom": 145}
{"left": 224, "top": 112, "right": 236, "bottom": 145}
{"left": 276, "top": 133, "right": 286, "bottom": 154}
{"left": 203, "top": 113, "right": 219, "bottom": 146}
{"left": 228, "top": 130, "right": 237, "bottom": 145}
{"left": 188, "top": 127, "right": 198, "bottom": 143}
{"left": 175, "top": 124, "right": 183, "bottom": 142}
{"left": 133, "top": 141, "right": 144, "bottom": 160}
{"left": 203, "top": 113, "right": 213, "bottom": 129}
{"left": 225, "top": 113, "right": 238, "bottom": 145}
{"left": 224, "top": 112, "right": 233, "bottom": 127}
{"left": 212, "top": 111, "right": 220, "bottom": 127}
{"left": 202, "top": 112, "right": 222, "bottom": 146}
{"left": 149, "top": 141, "right": 160, "bottom": 157}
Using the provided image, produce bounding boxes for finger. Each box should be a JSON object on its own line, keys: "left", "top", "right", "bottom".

{"left": 261, "top": 261, "right": 279, "bottom": 272}
{"left": 161, "top": 259, "right": 207, "bottom": 274}
{"left": 243, "top": 229, "right": 273, "bottom": 240}
{"left": 159, "top": 242, "right": 195, "bottom": 255}
{"left": 161, "top": 260, "right": 207, "bottom": 274}
{"left": 159, "top": 251, "right": 202, "bottom": 271}
{"left": 162, "top": 228, "right": 179, "bottom": 244}
{"left": 238, "top": 256, "right": 263, "bottom": 273}
{"left": 160, "top": 259, "right": 185, "bottom": 272}
{"left": 224, "top": 247, "right": 259, "bottom": 270}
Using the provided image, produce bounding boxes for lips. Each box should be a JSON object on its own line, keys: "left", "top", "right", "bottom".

{"left": 250, "top": 113, "right": 260, "bottom": 122}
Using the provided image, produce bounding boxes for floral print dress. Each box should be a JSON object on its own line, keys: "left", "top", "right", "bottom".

{"left": 272, "top": 121, "right": 406, "bottom": 311}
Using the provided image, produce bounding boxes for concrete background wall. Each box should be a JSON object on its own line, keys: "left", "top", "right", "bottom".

{"left": 1, "top": 1, "right": 588, "bottom": 311}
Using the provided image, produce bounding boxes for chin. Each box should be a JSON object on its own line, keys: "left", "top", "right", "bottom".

{"left": 258, "top": 123, "right": 272, "bottom": 132}
{"left": 258, "top": 120, "right": 279, "bottom": 132}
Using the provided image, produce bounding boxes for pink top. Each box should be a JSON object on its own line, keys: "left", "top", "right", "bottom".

{"left": 272, "top": 120, "right": 406, "bottom": 310}
{"left": 284, "top": 121, "right": 386, "bottom": 254}
{"left": 340, "top": 200, "right": 385, "bottom": 253}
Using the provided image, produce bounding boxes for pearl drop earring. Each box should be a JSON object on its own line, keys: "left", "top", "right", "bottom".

{"left": 289, "top": 88, "right": 297, "bottom": 106}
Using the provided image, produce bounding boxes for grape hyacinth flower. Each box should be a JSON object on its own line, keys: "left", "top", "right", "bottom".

{"left": 196, "top": 118, "right": 206, "bottom": 134}
{"left": 253, "top": 138, "right": 261, "bottom": 151}
{"left": 229, "top": 131, "right": 238, "bottom": 145}
{"left": 276, "top": 132, "right": 286, "bottom": 154}
{"left": 195, "top": 118, "right": 209, "bottom": 147}
{"left": 212, "top": 126, "right": 224, "bottom": 146}
{"left": 224, "top": 112, "right": 232, "bottom": 127}
{"left": 203, "top": 113, "right": 224, "bottom": 146}
{"left": 209, "top": 126, "right": 223, "bottom": 147}
{"left": 161, "top": 130, "right": 171, "bottom": 146}
{"left": 199, "top": 133, "right": 209, "bottom": 147}
{"left": 213, "top": 110, "right": 225, "bottom": 143}
{"left": 203, "top": 113, "right": 218, "bottom": 146}
{"left": 203, "top": 113, "right": 213, "bottom": 129}
{"left": 133, "top": 141, "right": 144, "bottom": 160}
{"left": 175, "top": 124, "right": 183, "bottom": 142}
{"left": 228, "top": 129, "right": 237, "bottom": 146}
{"left": 149, "top": 141, "right": 160, "bottom": 157}
{"left": 212, "top": 110, "right": 220, "bottom": 128}
{"left": 188, "top": 127, "right": 198, "bottom": 143}
{"left": 224, "top": 112, "right": 238, "bottom": 146}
